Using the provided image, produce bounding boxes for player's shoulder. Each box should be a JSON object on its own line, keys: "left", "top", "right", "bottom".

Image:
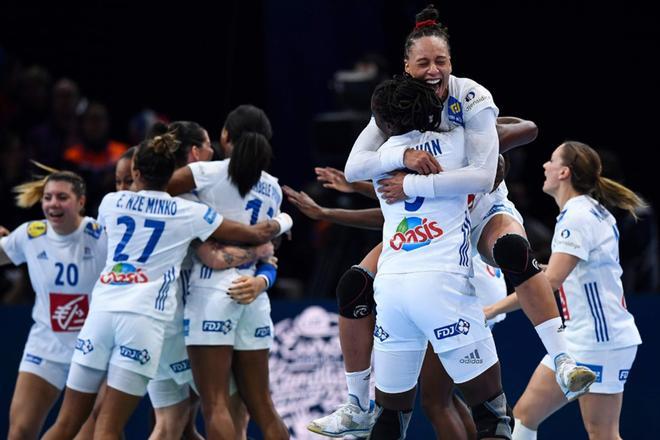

{"left": 81, "top": 217, "right": 104, "bottom": 240}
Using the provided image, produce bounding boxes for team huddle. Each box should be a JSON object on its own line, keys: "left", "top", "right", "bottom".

{"left": 0, "top": 4, "right": 643, "bottom": 440}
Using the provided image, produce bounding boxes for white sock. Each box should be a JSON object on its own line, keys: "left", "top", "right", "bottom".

{"left": 346, "top": 367, "right": 371, "bottom": 411}
{"left": 512, "top": 419, "right": 537, "bottom": 440}
{"left": 534, "top": 317, "right": 567, "bottom": 360}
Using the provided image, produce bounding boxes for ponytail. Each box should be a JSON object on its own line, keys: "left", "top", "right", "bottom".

{"left": 228, "top": 132, "right": 272, "bottom": 197}
{"left": 594, "top": 177, "right": 647, "bottom": 220}
{"left": 13, "top": 161, "right": 86, "bottom": 208}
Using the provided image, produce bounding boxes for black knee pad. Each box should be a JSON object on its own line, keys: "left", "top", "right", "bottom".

{"left": 336, "top": 266, "right": 375, "bottom": 319}
{"left": 471, "top": 391, "right": 512, "bottom": 439}
{"left": 492, "top": 234, "right": 541, "bottom": 288}
{"left": 370, "top": 405, "right": 412, "bottom": 440}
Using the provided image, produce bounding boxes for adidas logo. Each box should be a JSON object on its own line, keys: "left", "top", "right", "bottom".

{"left": 460, "top": 349, "right": 483, "bottom": 364}
{"left": 37, "top": 251, "right": 48, "bottom": 260}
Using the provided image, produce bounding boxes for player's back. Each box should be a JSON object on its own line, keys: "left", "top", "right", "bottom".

{"left": 93, "top": 190, "right": 221, "bottom": 320}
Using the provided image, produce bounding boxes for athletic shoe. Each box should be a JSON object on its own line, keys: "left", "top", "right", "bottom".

{"left": 554, "top": 352, "right": 597, "bottom": 401}
{"left": 307, "top": 396, "right": 375, "bottom": 438}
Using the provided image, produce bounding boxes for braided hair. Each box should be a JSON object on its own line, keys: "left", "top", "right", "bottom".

{"left": 371, "top": 75, "right": 443, "bottom": 135}
{"left": 404, "top": 4, "right": 450, "bottom": 59}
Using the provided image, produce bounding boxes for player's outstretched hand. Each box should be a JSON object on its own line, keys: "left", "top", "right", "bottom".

{"left": 315, "top": 167, "right": 355, "bottom": 193}
{"left": 282, "top": 185, "right": 326, "bottom": 221}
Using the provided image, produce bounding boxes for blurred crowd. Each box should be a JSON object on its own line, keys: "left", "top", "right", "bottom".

{"left": 1, "top": 47, "right": 658, "bottom": 306}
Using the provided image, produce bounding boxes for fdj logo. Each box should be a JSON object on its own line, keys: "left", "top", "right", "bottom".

{"left": 254, "top": 326, "right": 271, "bottom": 338}
{"left": 374, "top": 325, "right": 390, "bottom": 342}
{"left": 202, "top": 320, "right": 233, "bottom": 334}
{"left": 75, "top": 338, "right": 94, "bottom": 354}
{"left": 170, "top": 359, "right": 191, "bottom": 373}
{"left": 119, "top": 346, "right": 151, "bottom": 365}
{"left": 619, "top": 369, "right": 630, "bottom": 381}
{"left": 434, "top": 319, "right": 470, "bottom": 340}
{"left": 390, "top": 217, "right": 443, "bottom": 252}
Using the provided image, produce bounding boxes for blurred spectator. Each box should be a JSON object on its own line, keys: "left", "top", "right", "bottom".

{"left": 9, "top": 65, "right": 52, "bottom": 139}
{"left": 26, "top": 78, "right": 82, "bottom": 168}
{"left": 127, "top": 108, "right": 169, "bottom": 146}
{"left": 63, "top": 101, "right": 128, "bottom": 214}
{"left": 600, "top": 150, "right": 659, "bottom": 294}
{"left": 331, "top": 52, "right": 390, "bottom": 111}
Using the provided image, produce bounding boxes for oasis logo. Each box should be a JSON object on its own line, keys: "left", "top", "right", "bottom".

{"left": 119, "top": 346, "right": 151, "bottom": 365}
{"left": 202, "top": 319, "right": 233, "bottom": 334}
{"left": 434, "top": 319, "right": 470, "bottom": 340}
{"left": 100, "top": 263, "right": 148, "bottom": 285}
{"left": 389, "top": 217, "right": 443, "bottom": 252}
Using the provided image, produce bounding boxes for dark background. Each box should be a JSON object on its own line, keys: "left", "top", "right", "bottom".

{"left": 1, "top": 0, "right": 658, "bottom": 296}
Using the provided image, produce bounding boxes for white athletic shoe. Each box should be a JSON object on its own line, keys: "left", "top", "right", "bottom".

{"left": 307, "top": 396, "right": 375, "bottom": 438}
{"left": 554, "top": 352, "right": 597, "bottom": 401}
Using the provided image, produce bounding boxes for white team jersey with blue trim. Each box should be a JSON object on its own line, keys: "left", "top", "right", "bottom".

{"left": 187, "top": 160, "right": 282, "bottom": 290}
{"left": 552, "top": 195, "right": 642, "bottom": 351}
{"left": 376, "top": 128, "right": 472, "bottom": 278}
{"left": 0, "top": 217, "right": 107, "bottom": 362}
{"left": 440, "top": 75, "right": 498, "bottom": 131}
{"left": 92, "top": 190, "right": 222, "bottom": 321}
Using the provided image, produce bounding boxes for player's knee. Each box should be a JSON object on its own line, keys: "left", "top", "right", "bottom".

{"left": 336, "top": 266, "right": 375, "bottom": 319}
{"left": 492, "top": 234, "right": 541, "bottom": 288}
{"left": 471, "top": 391, "right": 513, "bottom": 439}
{"left": 8, "top": 422, "right": 38, "bottom": 440}
{"left": 371, "top": 405, "right": 413, "bottom": 440}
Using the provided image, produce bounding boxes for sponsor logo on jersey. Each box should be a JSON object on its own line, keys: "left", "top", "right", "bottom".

{"left": 76, "top": 338, "right": 94, "bottom": 354}
{"left": 100, "top": 263, "right": 148, "bottom": 285}
{"left": 485, "top": 265, "right": 503, "bottom": 278}
{"left": 203, "top": 207, "right": 218, "bottom": 224}
{"left": 170, "top": 359, "right": 191, "bottom": 373}
{"left": 255, "top": 326, "right": 271, "bottom": 338}
{"left": 27, "top": 221, "right": 47, "bottom": 239}
{"left": 183, "top": 319, "right": 190, "bottom": 336}
{"left": 464, "top": 91, "right": 490, "bottom": 112}
{"left": 460, "top": 349, "right": 483, "bottom": 364}
{"left": 389, "top": 216, "right": 443, "bottom": 252}
{"left": 120, "top": 346, "right": 151, "bottom": 364}
{"left": 561, "top": 229, "right": 571, "bottom": 238}
{"left": 447, "top": 96, "right": 464, "bottom": 126}
{"left": 37, "top": 250, "right": 48, "bottom": 260}
{"left": 84, "top": 221, "right": 103, "bottom": 239}
{"left": 619, "top": 369, "right": 630, "bottom": 381}
{"left": 374, "top": 325, "right": 390, "bottom": 342}
{"left": 25, "top": 353, "right": 43, "bottom": 365}
{"left": 202, "top": 319, "right": 233, "bottom": 334}
{"left": 434, "top": 319, "right": 470, "bottom": 340}
{"left": 577, "top": 362, "right": 603, "bottom": 383}
{"left": 83, "top": 246, "right": 93, "bottom": 260}
{"left": 49, "top": 293, "right": 89, "bottom": 332}
{"left": 465, "top": 91, "right": 476, "bottom": 102}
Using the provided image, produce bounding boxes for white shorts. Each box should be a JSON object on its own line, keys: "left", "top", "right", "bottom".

{"left": 72, "top": 310, "right": 165, "bottom": 379}
{"left": 22, "top": 320, "right": 78, "bottom": 364}
{"left": 19, "top": 353, "right": 70, "bottom": 390}
{"left": 152, "top": 323, "right": 193, "bottom": 385}
{"left": 469, "top": 183, "right": 524, "bottom": 254}
{"left": 374, "top": 336, "right": 499, "bottom": 393}
{"left": 540, "top": 345, "right": 638, "bottom": 394}
{"left": 147, "top": 379, "right": 190, "bottom": 408}
{"left": 373, "top": 272, "right": 492, "bottom": 354}
{"left": 184, "top": 287, "right": 273, "bottom": 350}
{"left": 470, "top": 257, "right": 507, "bottom": 327}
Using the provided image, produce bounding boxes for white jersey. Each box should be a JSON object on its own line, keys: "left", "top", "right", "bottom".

{"left": 440, "top": 75, "right": 498, "bottom": 131}
{"left": 552, "top": 195, "right": 642, "bottom": 352}
{"left": 187, "top": 160, "right": 282, "bottom": 289}
{"left": 0, "top": 217, "right": 107, "bottom": 363}
{"left": 376, "top": 128, "right": 472, "bottom": 278}
{"left": 92, "top": 190, "right": 222, "bottom": 321}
